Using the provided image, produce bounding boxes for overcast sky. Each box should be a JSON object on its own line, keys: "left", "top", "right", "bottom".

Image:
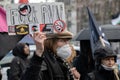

{"left": 15, "top": 0, "right": 55, "bottom": 3}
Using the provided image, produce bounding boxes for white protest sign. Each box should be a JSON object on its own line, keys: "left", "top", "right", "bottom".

{"left": 6, "top": 2, "right": 66, "bottom": 35}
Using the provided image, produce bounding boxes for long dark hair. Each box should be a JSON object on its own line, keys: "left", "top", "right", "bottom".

{"left": 12, "top": 43, "right": 29, "bottom": 58}
{"left": 44, "top": 38, "right": 58, "bottom": 54}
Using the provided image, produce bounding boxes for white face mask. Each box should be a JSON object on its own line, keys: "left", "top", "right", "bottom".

{"left": 101, "top": 64, "right": 116, "bottom": 70}
{"left": 56, "top": 44, "right": 72, "bottom": 60}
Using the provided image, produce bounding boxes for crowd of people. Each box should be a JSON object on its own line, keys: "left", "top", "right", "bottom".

{"left": 0, "top": 30, "right": 120, "bottom": 80}
{"left": 1, "top": 0, "right": 120, "bottom": 80}
{"left": 19, "top": 31, "right": 80, "bottom": 80}
{"left": 1, "top": 31, "right": 120, "bottom": 80}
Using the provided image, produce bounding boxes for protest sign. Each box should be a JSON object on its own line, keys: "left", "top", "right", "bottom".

{"left": 6, "top": 2, "right": 66, "bottom": 35}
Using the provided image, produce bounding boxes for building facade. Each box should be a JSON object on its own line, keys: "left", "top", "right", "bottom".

{"left": 77, "top": 0, "right": 120, "bottom": 31}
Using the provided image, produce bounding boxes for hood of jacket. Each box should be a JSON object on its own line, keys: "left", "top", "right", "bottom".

{"left": 12, "top": 43, "right": 29, "bottom": 59}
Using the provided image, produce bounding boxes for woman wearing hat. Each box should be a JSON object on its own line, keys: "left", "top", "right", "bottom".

{"left": 21, "top": 31, "right": 80, "bottom": 80}
{"left": 85, "top": 47, "right": 120, "bottom": 80}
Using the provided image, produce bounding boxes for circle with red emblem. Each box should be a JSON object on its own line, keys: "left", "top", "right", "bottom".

{"left": 18, "top": 4, "right": 31, "bottom": 16}
{"left": 53, "top": 19, "right": 66, "bottom": 33}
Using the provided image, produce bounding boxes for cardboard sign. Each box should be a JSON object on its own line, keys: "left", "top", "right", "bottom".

{"left": 6, "top": 2, "right": 66, "bottom": 35}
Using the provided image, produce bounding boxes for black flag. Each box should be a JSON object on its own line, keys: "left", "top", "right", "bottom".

{"left": 0, "top": 6, "right": 25, "bottom": 60}
{"left": 87, "top": 7, "right": 110, "bottom": 58}
{"left": 0, "top": 32, "right": 24, "bottom": 60}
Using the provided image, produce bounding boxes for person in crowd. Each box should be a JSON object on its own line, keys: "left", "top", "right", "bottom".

{"left": 73, "top": 43, "right": 94, "bottom": 80}
{"left": 85, "top": 46, "right": 120, "bottom": 80}
{"left": 21, "top": 31, "right": 80, "bottom": 80}
{"left": 8, "top": 43, "right": 30, "bottom": 80}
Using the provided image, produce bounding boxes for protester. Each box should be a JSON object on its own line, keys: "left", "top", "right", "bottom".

{"left": 8, "top": 43, "right": 30, "bottom": 80}
{"left": 21, "top": 31, "right": 80, "bottom": 80}
{"left": 73, "top": 45, "right": 94, "bottom": 80}
{"left": 85, "top": 46, "right": 120, "bottom": 80}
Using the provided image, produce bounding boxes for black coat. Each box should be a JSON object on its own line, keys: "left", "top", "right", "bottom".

{"left": 85, "top": 65, "right": 120, "bottom": 80}
{"left": 8, "top": 43, "right": 29, "bottom": 80}
{"left": 21, "top": 51, "right": 74, "bottom": 80}
{"left": 8, "top": 57, "right": 29, "bottom": 80}
{"left": 73, "top": 53, "right": 95, "bottom": 80}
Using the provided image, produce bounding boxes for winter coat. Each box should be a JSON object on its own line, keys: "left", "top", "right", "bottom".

{"left": 8, "top": 43, "right": 29, "bottom": 80}
{"left": 85, "top": 65, "right": 120, "bottom": 80}
{"left": 73, "top": 53, "right": 95, "bottom": 80}
{"left": 8, "top": 57, "right": 29, "bottom": 80}
{"left": 21, "top": 50, "right": 74, "bottom": 80}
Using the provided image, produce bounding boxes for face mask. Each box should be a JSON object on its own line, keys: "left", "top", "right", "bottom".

{"left": 56, "top": 44, "right": 72, "bottom": 60}
{"left": 101, "top": 64, "right": 116, "bottom": 70}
